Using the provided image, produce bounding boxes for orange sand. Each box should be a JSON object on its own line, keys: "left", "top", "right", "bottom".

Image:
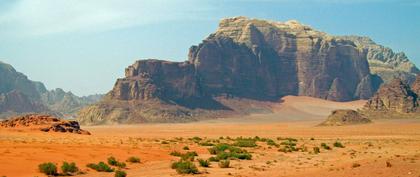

{"left": 0, "top": 96, "right": 419, "bottom": 177}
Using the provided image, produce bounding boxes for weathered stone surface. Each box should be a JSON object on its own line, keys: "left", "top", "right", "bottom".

{"left": 364, "top": 78, "right": 418, "bottom": 113}
{"left": 189, "top": 17, "right": 377, "bottom": 101}
{"left": 320, "top": 109, "right": 371, "bottom": 126}
{"left": 338, "top": 36, "right": 419, "bottom": 84}
{"left": 0, "top": 114, "right": 90, "bottom": 135}
{"left": 78, "top": 17, "right": 418, "bottom": 124}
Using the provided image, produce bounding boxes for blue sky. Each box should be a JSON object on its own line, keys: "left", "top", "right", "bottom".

{"left": 0, "top": 0, "right": 419, "bottom": 96}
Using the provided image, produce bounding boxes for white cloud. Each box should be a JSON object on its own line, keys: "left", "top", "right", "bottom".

{"left": 0, "top": 0, "right": 213, "bottom": 36}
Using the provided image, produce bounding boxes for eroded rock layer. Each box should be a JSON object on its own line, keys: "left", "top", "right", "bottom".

{"left": 78, "top": 17, "right": 418, "bottom": 124}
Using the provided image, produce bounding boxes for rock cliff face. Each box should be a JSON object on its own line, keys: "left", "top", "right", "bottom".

{"left": 0, "top": 61, "right": 102, "bottom": 118}
{"left": 78, "top": 17, "right": 418, "bottom": 124}
{"left": 110, "top": 17, "right": 378, "bottom": 102}
{"left": 77, "top": 17, "right": 376, "bottom": 124}
{"left": 338, "top": 36, "right": 419, "bottom": 83}
{"left": 360, "top": 75, "right": 420, "bottom": 119}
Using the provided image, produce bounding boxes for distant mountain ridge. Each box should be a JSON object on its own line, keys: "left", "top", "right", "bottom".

{"left": 338, "top": 36, "right": 419, "bottom": 83}
{"left": 77, "top": 17, "right": 419, "bottom": 125}
{"left": 0, "top": 61, "right": 102, "bottom": 118}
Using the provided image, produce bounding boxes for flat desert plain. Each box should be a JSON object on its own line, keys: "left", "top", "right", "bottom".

{"left": 1, "top": 96, "right": 419, "bottom": 177}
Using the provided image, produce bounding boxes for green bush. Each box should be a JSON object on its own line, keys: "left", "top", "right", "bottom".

{"left": 107, "top": 156, "right": 126, "bottom": 168}
{"left": 208, "top": 144, "right": 252, "bottom": 160}
{"left": 198, "top": 141, "right": 214, "bottom": 146}
{"left": 87, "top": 162, "right": 114, "bottom": 172}
{"left": 198, "top": 159, "right": 210, "bottom": 167}
{"left": 218, "top": 160, "right": 230, "bottom": 168}
{"left": 114, "top": 170, "right": 127, "bottom": 177}
{"left": 38, "top": 162, "right": 57, "bottom": 176}
{"left": 333, "top": 141, "right": 345, "bottom": 148}
{"left": 208, "top": 156, "right": 219, "bottom": 162}
{"left": 126, "top": 156, "right": 141, "bottom": 163}
{"left": 321, "top": 143, "right": 332, "bottom": 150}
{"left": 183, "top": 146, "right": 190, "bottom": 150}
{"left": 234, "top": 138, "right": 257, "bottom": 147}
{"left": 61, "top": 162, "right": 78, "bottom": 174}
{"left": 313, "top": 147, "right": 320, "bottom": 154}
{"left": 171, "top": 160, "right": 199, "bottom": 174}
{"left": 266, "top": 139, "right": 278, "bottom": 147}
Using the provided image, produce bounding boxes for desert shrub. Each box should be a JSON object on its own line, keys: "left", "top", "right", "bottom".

{"left": 333, "top": 141, "right": 345, "bottom": 148}
{"left": 107, "top": 156, "right": 126, "bottom": 168}
{"left": 87, "top": 162, "right": 114, "bottom": 172}
{"left": 266, "top": 139, "right": 279, "bottom": 147}
{"left": 209, "top": 144, "right": 252, "bottom": 160}
{"left": 313, "top": 147, "right": 320, "bottom": 154}
{"left": 234, "top": 138, "right": 257, "bottom": 147}
{"left": 170, "top": 151, "right": 198, "bottom": 161}
{"left": 114, "top": 170, "right": 127, "bottom": 177}
{"left": 208, "top": 156, "right": 219, "bottom": 162}
{"left": 321, "top": 143, "right": 332, "bottom": 150}
{"left": 310, "top": 137, "right": 315, "bottom": 140}
{"left": 181, "top": 151, "right": 198, "bottom": 161}
{"left": 199, "top": 141, "right": 214, "bottom": 146}
{"left": 38, "top": 162, "right": 57, "bottom": 176}
{"left": 183, "top": 146, "right": 190, "bottom": 150}
{"left": 61, "top": 162, "right": 78, "bottom": 174}
{"left": 126, "top": 156, "right": 141, "bottom": 163}
{"left": 278, "top": 138, "right": 299, "bottom": 153}
{"left": 218, "top": 160, "right": 230, "bottom": 168}
{"left": 198, "top": 159, "right": 210, "bottom": 167}
{"left": 171, "top": 160, "right": 199, "bottom": 174}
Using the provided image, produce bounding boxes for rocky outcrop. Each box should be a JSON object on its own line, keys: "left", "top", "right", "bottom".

{"left": 338, "top": 36, "right": 419, "bottom": 84}
{"left": 320, "top": 109, "right": 371, "bottom": 126}
{"left": 364, "top": 78, "right": 418, "bottom": 113}
{"left": 0, "top": 114, "right": 90, "bottom": 135}
{"left": 360, "top": 75, "right": 420, "bottom": 119}
{"left": 189, "top": 17, "right": 377, "bottom": 101}
{"left": 0, "top": 61, "right": 102, "bottom": 118}
{"left": 78, "top": 17, "right": 417, "bottom": 124}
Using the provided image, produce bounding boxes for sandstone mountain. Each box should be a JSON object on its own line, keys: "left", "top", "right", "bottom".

{"left": 0, "top": 61, "right": 102, "bottom": 118}
{"left": 78, "top": 17, "right": 417, "bottom": 124}
{"left": 338, "top": 36, "right": 419, "bottom": 83}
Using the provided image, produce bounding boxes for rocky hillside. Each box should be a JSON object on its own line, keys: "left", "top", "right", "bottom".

{"left": 338, "top": 36, "right": 419, "bottom": 83}
{"left": 360, "top": 75, "right": 420, "bottom": 119}
{"left": 78, "top": 17, "right": 419, "bottom": 125}
{"left": 0, "top": 61, "right": 102, "bottom": 118}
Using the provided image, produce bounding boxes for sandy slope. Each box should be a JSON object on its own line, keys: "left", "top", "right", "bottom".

{"left": 0, "top": 96, "right": 419, "bottom": 177}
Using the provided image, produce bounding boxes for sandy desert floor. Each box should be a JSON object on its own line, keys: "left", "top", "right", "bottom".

{"left": 0, "top": 96, "right": 419, "bottom": 177}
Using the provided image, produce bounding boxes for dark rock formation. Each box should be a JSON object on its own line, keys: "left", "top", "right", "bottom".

{"left": 364, "top": 78, "right": 418, "bottom": 113}
{"left": 360, "top": 75, "right": 420, "bottom": 119}
{"left": 78, "top": 17, "right": 417, "bottom": 124}
{"left": 0, "top": 61, "right": 102, "bottom": 118}
{"left": 320, "top": 109, "right": 371, "bottom": 126}
{"left": 0, "top": 114, "right": 90, "bottom": 135}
